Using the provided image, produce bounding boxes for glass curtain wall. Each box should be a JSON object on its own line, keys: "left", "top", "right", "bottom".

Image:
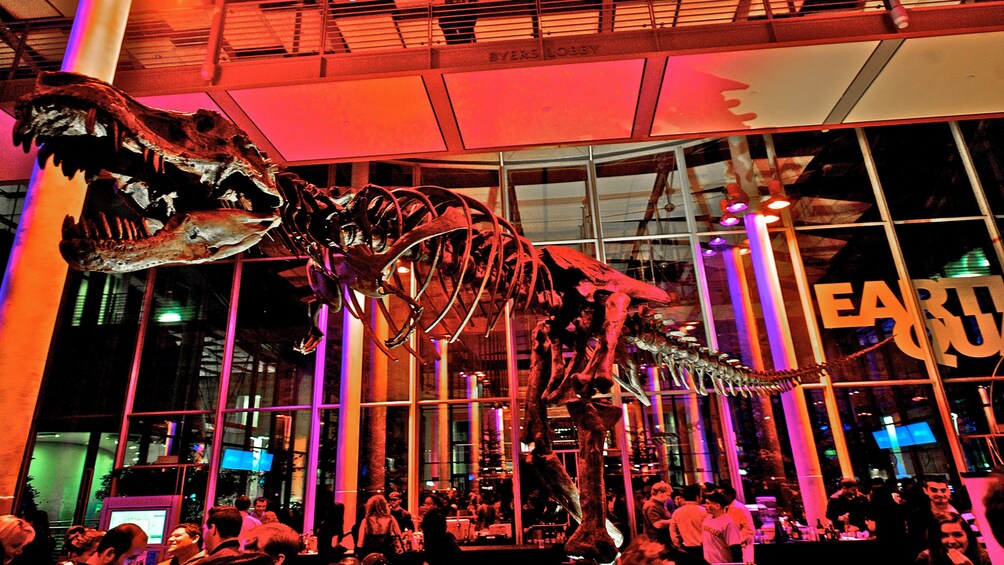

{"left": 21, "top": 118, "right": 1004, "bottom": 544}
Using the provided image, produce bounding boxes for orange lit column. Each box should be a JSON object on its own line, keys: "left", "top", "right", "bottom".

{"left": 744, "top": 211, "right": 828, "bottom": 525}
{"left": 0, "top": 0, "right": 132, "bottom": 515}
{"left": 435, "top": 338, "right": 451, "bottom": 489}
{"left": 334, "top": 293, "right": 365, "bottom": 529}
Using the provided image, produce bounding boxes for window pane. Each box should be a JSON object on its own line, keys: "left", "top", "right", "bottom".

{"left": 357, "top": 406, "right": 410, "bottom": 501}
{"left": 508, "top": 166, "right": 590, "bottom": 242}
{"left": 834, "top": 385, "right": 953, "bottom": 480}
{"left": 218, "top": 409, "right": 310, "bottom": 527}
{"left": 771, "top": 130, "right": 876, "bottom": 226}
{"left": 866, "top": 123, "right": 979, "bottom": 220}
{"left": 596, "top": 151, "right": 688, "bottom": 238}
{"left": 944, "top": 381, "right": 1004, "bottom": 472}
{"left": 42, "top": 270, "right": 148, "bottom": 419}
{"left": 958, "top": 119, "right": 1004, "bottom": 215}
{"left": 683, "top": 138, "right": 760, "bottom": 234}
{"left": 800, "top": 227, "right": 926, "bottom": 382}
{"left": 134, "top": 265, "right": 233, "bottom": 412}
{"left": 124, "top": 414, "right": 213, "bottom": 467}
{"left": 228, "top": 260, "right": 316, "bottom": 409}
{"left": 896, "top": 221, "right": 1003, "bottom": 378}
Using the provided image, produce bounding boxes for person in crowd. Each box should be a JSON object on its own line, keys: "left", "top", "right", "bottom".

{"left": 866, "top": 479, "right": 907, "bottom": 544}
{"left": 474, "top": 492, "right": 497, "bottom": 531}
{"left": 157, "top": 523, "right": 204, "bottom": 565}
{"left": 701, "top": 491, "right": 742, "bottom": 565}
{"left": 984, "top": 469, "right": 1004, "bottom": 549}
{"left": 618, "top": 535, "right": 674, "bottom": 565}
{"left": 317, "top": 502, "right": 347, "bottom": 563}
{"left": 438, "top": 0, "right": 477, "bottom": 45}
{"left": 826, "top": 478, "right": 868, "bottom": 532}
{"left": 420, "top": 509, "right": 462, "bottom": 565}
{"left": 258, "top": 513, "right": 278, "bottom": 525}
{"left": 202, "top": 506, "right": 244, "bottom": 564}
{"left": 60, "top": 526, "right": 104, "bottom": 565}
{"left": 915, "top": 512, "right": 990, "bottom": 565}
{"left": 719, "top": 485, "right": 754, "bottom": 564}
{"left": 387, "top": 493, "right": 414, "bottom": 532}
{"left": 19, "top": 509, "right": 55, "bottom": 564}
{"left": 84, "top": 523, "right": 147, "bottom": 565}
{"left": 252, "top": 499, "right": 268, "bottom": 522}
{"left": 244, "top": 523, "right": 299, "bottom": 565}
{"left": 0, "top": 515, "right": 34, "bottom": 565}
{"left": 357, "top": 494, "right": 403, "bottom": 561}
{"left": 605, "top": 489, "right": 629, "bottom": 540}
{"left": 908, "top": 476, "right": 958, "bottom": 556}
{"left": 668, "top": 484, "right": 706, "bottom": 565}
{"left": 416, "top": 493, "right": 443, "bottom": 526}
{"left": 642, "top": 482, "right": 673, "bottom": 549}
{"left": 235, "top": 496, "right": 261, "bottom": 549}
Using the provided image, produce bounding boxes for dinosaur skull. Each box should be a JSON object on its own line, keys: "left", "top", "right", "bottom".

{"left": 12, "top": 71, "right": 282, "bottom": 272}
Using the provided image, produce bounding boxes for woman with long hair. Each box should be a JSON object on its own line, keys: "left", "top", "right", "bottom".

{"left": 0, "top": 515, "right": 35, "bottom": 565}
{"left": 357, "top": 495, "right": 402, "bottom": 562}
{"left": 915, "top": 512, "right": 990, "bottom": 565}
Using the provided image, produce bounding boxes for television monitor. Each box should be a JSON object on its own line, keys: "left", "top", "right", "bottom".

{"left": 872, "top": 421, "right": 937, "bottom": 449}
{"left": 221, "top": 448, "right": 274, "bottom": 472}
{"left": 107, "top": 508, "right": 169, "bottom": 545}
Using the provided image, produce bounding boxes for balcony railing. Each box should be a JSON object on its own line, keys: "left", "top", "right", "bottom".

{"left": 0, "top": 0, "right": 986, "bottom": 80}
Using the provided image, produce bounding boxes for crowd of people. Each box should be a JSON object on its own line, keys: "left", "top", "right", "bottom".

{"left": 618, "top": 475, "right": 1002, "bottom": 565}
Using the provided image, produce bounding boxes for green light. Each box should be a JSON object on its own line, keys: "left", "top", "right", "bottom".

{"left": 157, "top": 311, "right": 182, "bottom": 323}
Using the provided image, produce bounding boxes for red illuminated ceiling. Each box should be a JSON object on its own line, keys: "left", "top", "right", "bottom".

{"left": 2, "top": 8, "right": 1004, "bottom": 180}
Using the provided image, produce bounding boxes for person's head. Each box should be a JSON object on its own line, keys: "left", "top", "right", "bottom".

{"left": 364, "top": 495, "right": 390, "bottom": 519}
{"left": 166, "top": 524, "right": 202, "bottom": 561}
{"left": 682, "top": 484, "right": 702, "bottom": 502}
{"left": 420, "top": 509, "right": 447, "bottom": 539}
{"left": 337, "top": 558, "right": 362, "bottom": 565}
{"left": 388, "top": 492, "right": 403, "bottom": 509}
{"left": 254, "top": 498, "right": 269, "bottom": 517}
{"left": 204, "top": 506, "right": 243, "bottom": 551}
{"left": 422, "top": 494, "right": 440, "bottom": 513}
{"left": 0, "top": 515, "right": 35, "bottom": 564}
{"left": 235, "top": 495, "right": 252, "bottom": 513}
{"left": 89, "top": 523, "right": 147, "bottom": 565}
{"left": 361, "top": 554, "right": 389, "bottom": 565}
{"left": 244, "top": 523, "right": 300, "bottom": 565}
{"left": 705, "top": 491, "right": 728, "bottom": 517}
{"left": 260, "top": 511, "right": 279, "bottom": 524}
{"left": 924, "top": 478, "right": 952, "bottom": 509}
{"left": 63, "top": 526, "right": 104, "bottom": 561}
{"left": 719, "top": 485, "right": 738, "bottom": 505}
{"left": 984, "top": 470, "right": 1004, "bottom": 549}
{"left": 839, "top": 478, "right": 859, "bottom": 496}
{"left": 649, "top": 482, "right": 672, "bottom": 503}
{"left": 927, "top": 512, "right": 980, "bottom": 564}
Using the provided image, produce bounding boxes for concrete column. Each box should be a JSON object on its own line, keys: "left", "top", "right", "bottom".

{"left": 468, "top": 373, "right": 481, "bottom": 480}
{"left": 366, "top": 299, "right": 389, "bottom": 494}
{"left": 744, "top": 212, "right": 828, "bottom": 525}
{"left": 0, "top": 0, "right": 132, "bottom": 515}
{"left": 334, "top": 293, "right": 365, "bottom": 529}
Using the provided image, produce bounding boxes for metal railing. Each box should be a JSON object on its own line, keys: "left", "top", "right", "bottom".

{"left": 0, "top": 0, "right": 986, "bottom": 80}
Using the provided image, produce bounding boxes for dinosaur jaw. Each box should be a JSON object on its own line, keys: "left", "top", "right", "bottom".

{"left": 13, "top": 71, "right": 282, "bottom": 272}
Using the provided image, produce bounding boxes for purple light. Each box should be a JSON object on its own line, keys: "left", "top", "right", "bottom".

{"left": 720, "top": 214, "right": 740, "bottom": 227}
{"left": 726, "top": 200, "right": 748, "bottom": 213}
{"left": 710, "top": 237, "right": 727, "bottom": 246}
{"left": 703, "top": 248, "right": 716, "bottom": 257}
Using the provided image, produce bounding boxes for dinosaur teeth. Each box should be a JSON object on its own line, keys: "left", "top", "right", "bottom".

{"left": 115, "top": 217, "right": 124, "bottom": 240}
{"left": 98, "top": 212, "right": 113, "bottom": 239}
{"left": 85, "top": 108, "right": 97, "bottom": 136}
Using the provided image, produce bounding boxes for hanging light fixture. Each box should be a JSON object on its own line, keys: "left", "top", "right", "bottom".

{"left": 763, "top": 210, "right": 782, "bottom": 224}
{"left": 762, "top": 179, "right": 791, "bottom": 211}
{"left": 719, "top": 200, "right": 740, "bottom": 227}
{"left": 724, "top": 183, "right": 749, "bottom": 213}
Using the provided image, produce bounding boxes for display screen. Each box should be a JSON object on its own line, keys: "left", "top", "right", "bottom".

{"left": 107, "top": 509, "right": 168, "bottom": 545}
{"left": 221, "top": 448, "right": 274, "bottom": 472}
{"left": 872, "top": 421, "right": 937, "bottom": 449}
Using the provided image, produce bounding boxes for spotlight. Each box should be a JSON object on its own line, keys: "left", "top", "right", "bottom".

{"left": 702, "top": 247, "right": 717, "bottom": 257}
{"left": 725, "top": 183, "right": 749, "bottom": 213}
{"left": 763, "top": 179, "right": 791, "bottom": 211}
{"left": 763, "top": 211, "right": 781, "bottom": 224}
{"left": 709, "top": 236, "right": 727, "bottom": 247}
{"left": 719, "top": 200, "right": 740, "bottom": 227}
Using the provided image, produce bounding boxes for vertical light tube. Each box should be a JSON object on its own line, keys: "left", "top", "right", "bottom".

{"left": 0, "top": 0, "right": 132, "bottom": 516}
{"left": 407, "top": 270, "right": 420, "bottom": 517}
{"left": 435, "top": 339, "right": 451, "bottom": 488}
{"left": 469, "top": 373, "right": 481, "bottom": 481}
{"left": 744, "top": 212, "right": 828, "bottom": 525}
{"left": 334, "top": 293, "right": 365, "bottom": 529}
{"left": 304, "top": 301, "right": 329, "bottom": 532}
